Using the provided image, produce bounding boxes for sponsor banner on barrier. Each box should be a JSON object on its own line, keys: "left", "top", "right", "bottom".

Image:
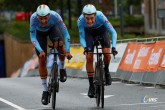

{"left": 65, "top": 47, "right": 86, "bottom": 69}
{"left": 109, "top": 43, "right": 127, "bottom": 72}
{"left": 132, "top": 43, "right": 154, "bottom": 72}
{"left": 82, "top": 43, "right": 127, "bottom": 72}
{"left": 159, "top": 52, "right": 165, "bottom": 70}
{"left": 119, "top": 43, "right": 141, "bottom": 72}
{"left": 119, "top": 41, "right": 165, "bottom": 73}
{"left": 147, "top": 41, "right": 165, "bottom": 72}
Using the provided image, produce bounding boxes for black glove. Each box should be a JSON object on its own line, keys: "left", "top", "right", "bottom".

{"left": 111, "top": 47, "right": 118, "bottom": 56}
{"left": 83, "top": 47, "right": 91, "bottom": 55}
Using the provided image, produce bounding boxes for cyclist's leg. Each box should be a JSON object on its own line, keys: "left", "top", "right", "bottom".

{"left": 36, "top": 30, "right": 49, "bottom": 105}
{"left": 100, "top": 26, "right": 112, "bottom": 85}
{"left": 86, "top": 53, "right": 95, "bottom": 98}
{"left": 85, "top": 28, "right": 95, "bottom": 98}
{"left": 49, "top": 26, "right": 67, "bottom": 82}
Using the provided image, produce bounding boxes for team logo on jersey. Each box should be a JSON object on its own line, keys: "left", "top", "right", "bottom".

{"left": 32, "top": 41, "right": 36, "bottom": 46}
{"left": 105, "top": 20, "right": 109, "bottom": 23}
{"left": 67, "top": 39, "right": 70, "bottom": 42}
{"left": 78, "top": 18, "right": 82, "bottom": 22}
{"left": 108, "top": 25, "right": 112, "bottom": 29}
{"left": 61, "top": 26, "right": 66, "bottom": 30}
{"left": 59, "top": 20, "right": 63, "bottom": 24}
{"left": 100, "top": 14, "right": 103, "bottom": 18}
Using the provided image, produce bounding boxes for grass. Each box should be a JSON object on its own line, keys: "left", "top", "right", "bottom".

{"left": 5, "top": 21, "right": 30, "bottom": 41}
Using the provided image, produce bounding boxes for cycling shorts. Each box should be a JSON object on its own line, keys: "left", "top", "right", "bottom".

{"left": 35, "top": 25, "right": 63, "bottom": 56}
{"left": 84, "top": 25, "right": 110, "bottom": 52}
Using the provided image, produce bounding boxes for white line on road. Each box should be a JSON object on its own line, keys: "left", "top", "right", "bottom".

{"left": 80, "top": 93, "right": 114, "bottom": 98}
{"left": 0, "top": 97, "right": 25, "bottom": 110}
{"left": 112, "top": 81, "right": 121, "bottom": 84}
{"left": 144, "top": 87, "right": 155, "bottom": 88}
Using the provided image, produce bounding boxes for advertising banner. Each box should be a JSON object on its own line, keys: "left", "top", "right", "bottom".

{"left": 109, "top": 43, "right": 127, "bottom": 72}
{"left": 132, "top": 43, "right": 154, "bottom": 72}
{"left": 159, "top": 52, "right": 165, "bottom": 70}
{"left": 65, "top": 47, "right": 86, "bottom": 69}
{"left": 119, "top": 43, "right": 141, "bottom": 72}
{"left": 147, "top": 41, "right": 165, "bottom": 72}
{"left": 82, "top": 43, "right": 127, "bottom": 72}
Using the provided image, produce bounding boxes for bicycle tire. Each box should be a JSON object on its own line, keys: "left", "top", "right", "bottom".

{"left": 100, "top": 63, "right": 105, "bottom": 108}
{"left": 95, "top": 62, "right": 101, "bottom": 107}
{"left": 52, "top": 63, "right": 58, "bottom": 109}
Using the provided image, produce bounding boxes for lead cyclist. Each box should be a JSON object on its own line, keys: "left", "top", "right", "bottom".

{"left": 30, "top": 4, "right": 72, "bottom": 105}
{"left": 77, "top": 4, "right": 118, "bottom": 98}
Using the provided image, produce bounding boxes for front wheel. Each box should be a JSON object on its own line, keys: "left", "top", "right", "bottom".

{"left": 96, "top": 86, "right": 101, "bottom": 107}
{"left": 52, "top": 63, "right": 58, "bottom": 109}
{"left": 100, "top": 62, "right": 105, "bottom": 108}
{"left": 101, "top": 82, "right": 104, "bottom": 108}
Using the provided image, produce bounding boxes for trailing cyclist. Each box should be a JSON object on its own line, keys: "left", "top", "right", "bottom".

{"left": 77, "top": 4, "right": 118, "bottom": 98}
{"left": 30, "top": 4, "right": 72, "bottom": 105}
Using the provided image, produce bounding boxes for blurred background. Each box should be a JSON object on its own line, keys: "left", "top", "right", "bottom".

{"left": 0, "top": 0, "right": 165, "bottom": 78}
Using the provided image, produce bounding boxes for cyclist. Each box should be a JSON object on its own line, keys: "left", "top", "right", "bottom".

{"left": 30, "top": 4, "right": 72, "bottom": 105}
{"left": 77, "top": 4, "right": 118, "bottom": 98}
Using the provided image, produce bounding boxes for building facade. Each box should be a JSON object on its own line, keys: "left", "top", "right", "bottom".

{"left": 144, "top": 0, "right": 165, "bottom": 35}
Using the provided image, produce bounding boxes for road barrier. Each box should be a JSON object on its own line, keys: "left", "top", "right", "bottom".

{"left": 116, "top": 41, "right": 165, "bottom": 85}
{"left": 10, "top": 36, "right": 165, "bottom": 86}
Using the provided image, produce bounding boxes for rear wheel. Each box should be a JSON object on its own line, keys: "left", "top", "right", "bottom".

{"left": 52, "top": 63, "right": 58, "bottom": 109}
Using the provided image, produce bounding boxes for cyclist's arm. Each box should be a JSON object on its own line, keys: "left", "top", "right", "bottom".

{"left": 77, "top": 18, "right": 86, "bottom": 48}
{"left": 30, "top": 14, "right": 43, "bottom": 53}
{"left": 55, "top": 13, "right": 70, "bottom": 52}
{"left": 99, "top": 12, "right": 117, "bottom": 48}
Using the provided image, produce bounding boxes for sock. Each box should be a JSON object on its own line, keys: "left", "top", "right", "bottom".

{"left": 59, "top": 61, "right": 65, "bottom": 69}
{"left": 104, "top": 64, "right": 109, "bottom": 72}
{"left": 42, "top": 79, "right": 48, "bottom": 91}
{"left": 88, "top": 77, "right": 94, "bottom": 86}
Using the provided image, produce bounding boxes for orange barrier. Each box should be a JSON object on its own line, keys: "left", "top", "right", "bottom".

{"left": 147, "top": 41, "right": 165, "bottom": 72}
{"left": 119, "top": 43, "right": 141, "bottom": 72}
{"left": 132, "top": 43, "right": 154, "bottom": 72}
{"left": 119, "top": 41, "right": 165, "bottom": 73}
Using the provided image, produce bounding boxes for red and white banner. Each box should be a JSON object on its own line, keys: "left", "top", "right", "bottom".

{"left": 119, "top": 41, "right": 165, "bottom": 73}
{"left": 159, "top": 52, "right": 165, "bottom": 70}
{"left": 132, "top": 43, "right": 154, "bottom": 72}
{"left": 119, "top": 43, "right": 141, "bottom": 72}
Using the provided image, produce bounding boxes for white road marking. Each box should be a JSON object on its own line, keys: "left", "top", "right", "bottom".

{"left": 144, "top": 87, "right": 155, "bottom": 89}
{"left": 124, "top": 84, "right": 139, "bottom": 86}
{"left": 0, "top": 97, "right": 25, "bottom": 110}
{"left": 112, "top": 81, "right": 121, "bottom": 84}
{"left": 80, "top": 93, "right": 114, "bottom": 98}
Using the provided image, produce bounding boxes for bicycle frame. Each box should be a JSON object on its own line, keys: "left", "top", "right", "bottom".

{"left": 47, "top": 40, "right": 60, "bottom": 110}
{"left": 92, "top": 36, "right": 112, "bottom": 108}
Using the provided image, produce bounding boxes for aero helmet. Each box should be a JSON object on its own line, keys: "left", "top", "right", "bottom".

{"left": 82, "top": 4, "right": 96, "bottom": 15}
{"left": 36, "top": 4, "right": 50, "bottom": 16}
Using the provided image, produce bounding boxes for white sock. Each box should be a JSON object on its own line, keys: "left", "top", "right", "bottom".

{"left": 59, "top": 61, "right": 65, "bottom": 69}
{"left": 42, "top": 79, "right": 48, "bottom": 91}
